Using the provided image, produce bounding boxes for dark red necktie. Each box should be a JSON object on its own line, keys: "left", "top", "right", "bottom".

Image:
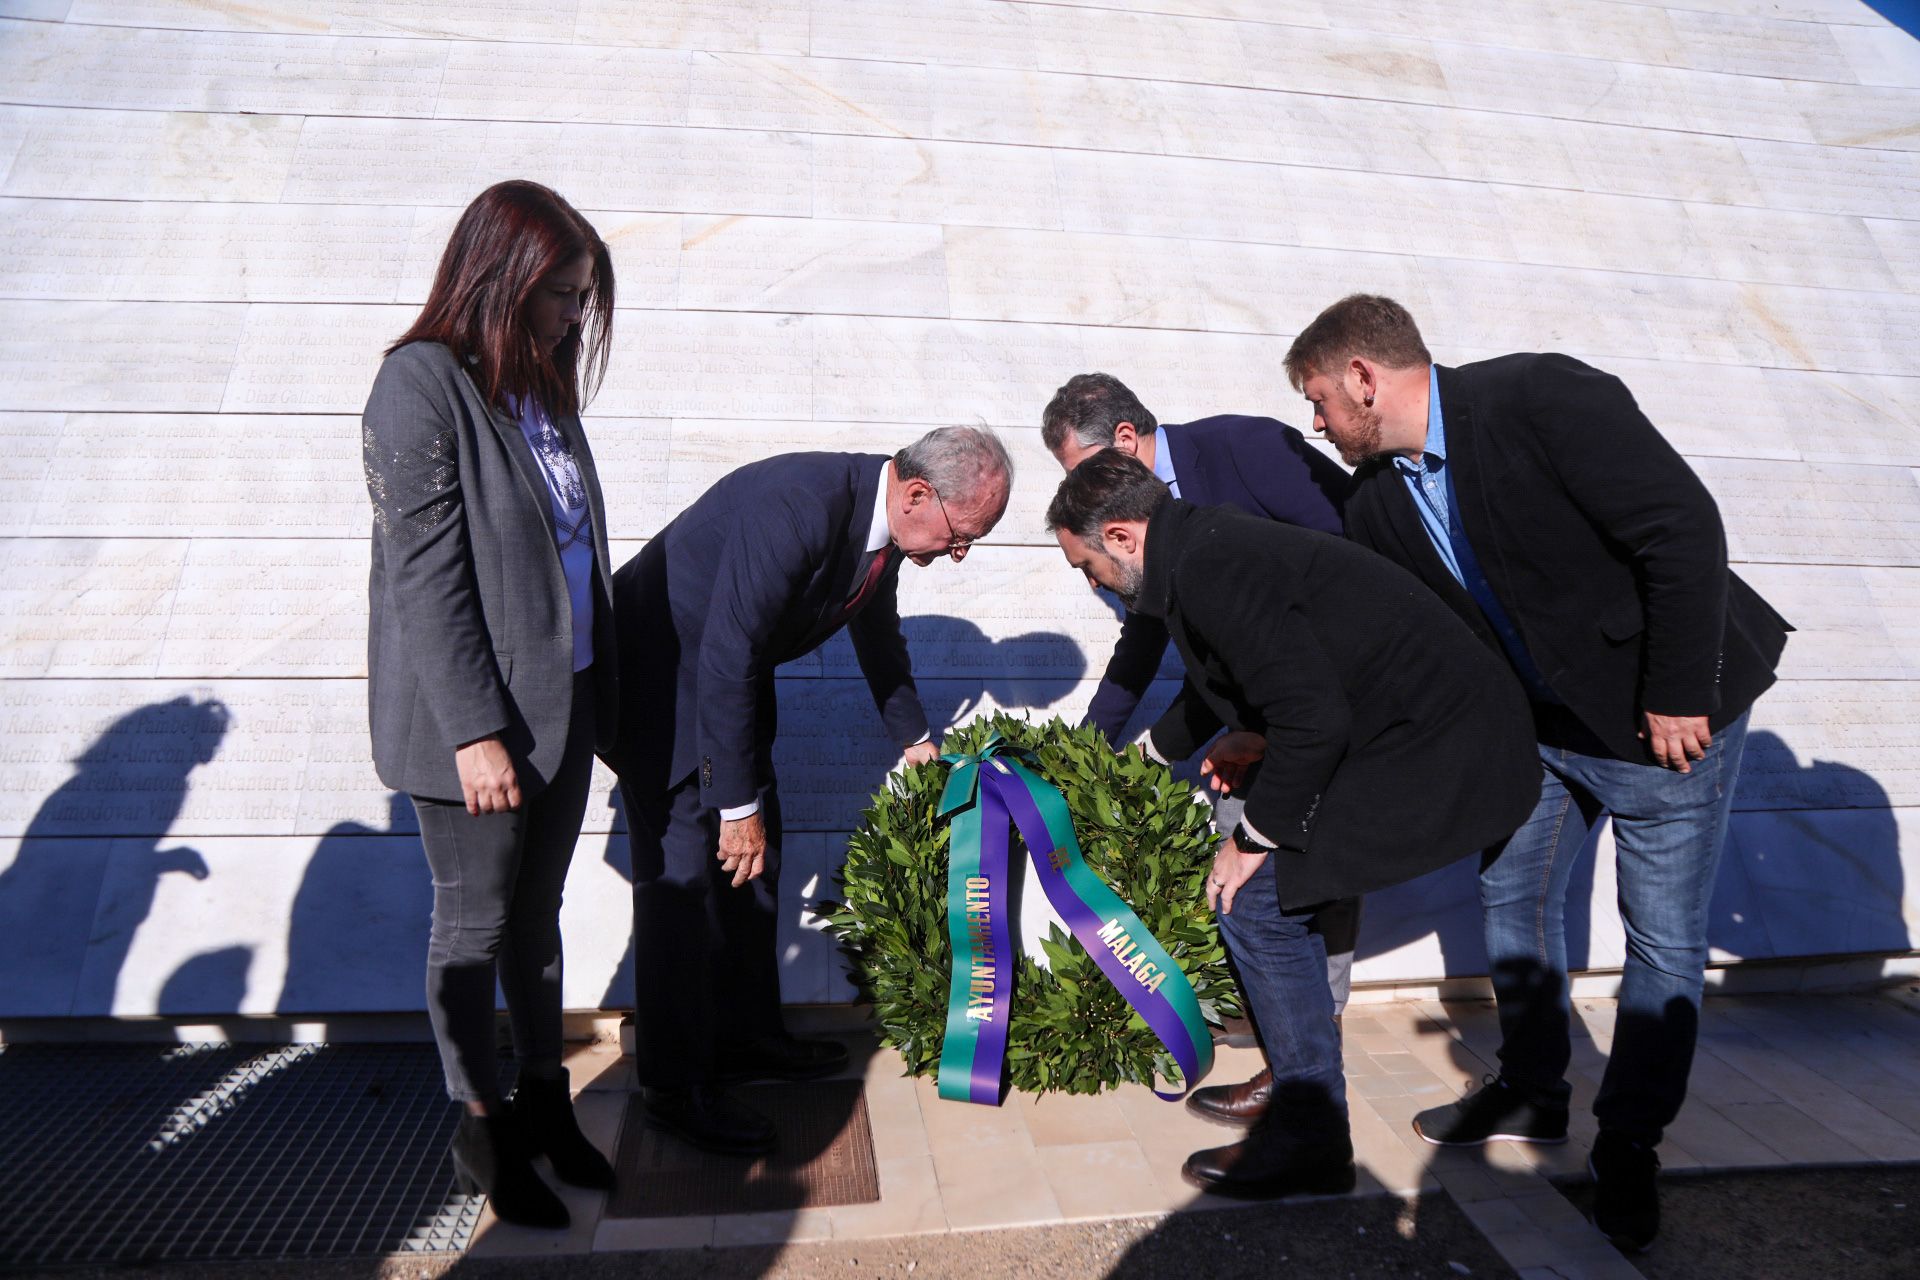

{"left": 838, "top": 546, "right": 895, "bottom": 624}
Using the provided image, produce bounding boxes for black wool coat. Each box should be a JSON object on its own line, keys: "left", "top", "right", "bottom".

{"left": 1141, "top": 501, "right": 1542, "bottom": 909}
{"left": 1343, "top": 355, "right": 1791, "bottom": 763}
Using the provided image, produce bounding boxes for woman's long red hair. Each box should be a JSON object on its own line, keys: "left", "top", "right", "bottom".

{"left": 389, "top": 180, "right": 614, "bottom": 418}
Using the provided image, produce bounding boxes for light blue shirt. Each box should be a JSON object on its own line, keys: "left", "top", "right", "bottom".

{"left": 1150, "top": 426, "right": 1181, "bottom": 499}
{"left": 514, "top": 397, "right": 595, "bottom": 673}
{"left": 1390, "top": 367, "right": 1463, "bottom": 586}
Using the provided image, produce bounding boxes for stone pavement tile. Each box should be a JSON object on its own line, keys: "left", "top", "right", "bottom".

{"left": 1697, "top": 1036, "right": 1920, "bottom": 1158}
{"left": 466, "top": 1170, "right": 606, "bottom": 1259}
{"left": 930, "top": 1130, "right": 1065, "bottom": 1230}
{"left": 1661, "top": 1096, "right": 1789, "bottom": 1169}
{"left": 1713, "top": 1098, "right": 1873, "bottom": 1164}
{"left": 865, "top": 1069, "right": 931, "bottom": 1162}
{"left": 1014, "top": 1087, "right": 1135, "bottom": 1147}
{"left": 592, "top": 1214, "right": 716, "bottom": 1251}
{"left": 1352, "top": 1071, "right": 1410, "bottom": 1100}
{"left": 712, "top": 1208, "right": 834, "bottom": 1246}
{"left": 1349, "top": 1092, "right": 1441, "bottom": 1195}
{"left": 1036, "top": 1139, "right": 1166, "bottom": 1220}
{"left": 1848, "top": 1083, "right": 1920, "bottom": 1135}
{"left": 829, "top": 1154, "right": 949, "bottom": 1239}
{"left": 912, "top": 1073, "right": 1028, "bottom": 1153}
{"left": 1458, "top": 1193, "right": 1535, "bottom": 1236}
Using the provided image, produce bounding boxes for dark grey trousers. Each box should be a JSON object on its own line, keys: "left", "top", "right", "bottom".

{"left": 411, "top": 671, "right": 596, "bottom": 1103}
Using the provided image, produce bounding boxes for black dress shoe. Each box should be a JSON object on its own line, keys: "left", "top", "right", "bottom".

{"left": 716, "top": 1034, "right": 851, "bottom": 1083}
{"left": 643, "top": 1085, "right": 776, "bottom": 1155}
{"left": 509, "top": 1067, "right": 614, "bottom": 1189}
{"left": 449, "top": 1111, "right": 570, "bottom": 1229}
{"left": 1181, "top": 1130, "right": 1356, "bottom": 1200}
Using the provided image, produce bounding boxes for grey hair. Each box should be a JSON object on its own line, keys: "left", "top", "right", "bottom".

{"left": 893, "top": 425, "right": 1014, "bottom": 510}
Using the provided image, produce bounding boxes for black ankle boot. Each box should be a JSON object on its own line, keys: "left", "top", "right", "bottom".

{"left": 449, "top": 1111, "right": 570, "bottom": 1229}
{"left": 510, "top": 1068, "right": 615, "bottom": 1189}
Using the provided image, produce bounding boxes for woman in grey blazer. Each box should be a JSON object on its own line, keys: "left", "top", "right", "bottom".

{"left": 362, "top": 180, "right": 621, "bottom": 1228}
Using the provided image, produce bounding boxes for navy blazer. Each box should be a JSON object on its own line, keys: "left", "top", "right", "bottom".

{"left": 1085, "top": 415, "right": 1351, "bottom": 742}
{"left": 603, "top": 452, "right": 928, "bottom": 808}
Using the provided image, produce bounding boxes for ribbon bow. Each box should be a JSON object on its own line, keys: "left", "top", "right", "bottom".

{"left": 934, "top": 734, "right": 1214, "bottom": 1104}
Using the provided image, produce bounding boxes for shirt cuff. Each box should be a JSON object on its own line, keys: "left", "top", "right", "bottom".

{"left": 719, "top": 799, "right": 760, "bottom": 821}
{"left": 908, "top": 731, "right": 931, "bottom": 747}
{"left": 1137, "top": 730, "right": 1171, "bottom": 766}
{"left": 1232, "top": 815, "right": 1278, "bottom": 852}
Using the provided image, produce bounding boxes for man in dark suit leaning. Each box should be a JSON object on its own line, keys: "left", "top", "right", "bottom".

{"left": 1286, "top": 295, "right": 1790, "bottom": 1250}
{"left": 604, "top": 427, "right": 1013, "bottom": 1154}
{"left": 1047, "top": 452, "right": 1540, "bottom": 1199}
{"left": 1041, "top": 372, "right": 1362, "bottom": 1126}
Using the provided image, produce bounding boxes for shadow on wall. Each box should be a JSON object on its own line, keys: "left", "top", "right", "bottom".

{"left": 1351, "top": 729, "right": 1908, "bottom": 983}
{"left": 0, "top": 696, "right": 229, "bottom": 1019}
{"left": 277, "top": 792, "right": 432, "bottom": 1016}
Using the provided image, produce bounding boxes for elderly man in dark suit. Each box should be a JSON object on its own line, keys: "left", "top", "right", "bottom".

{"left": 1047, "top": 451, "right": 1540, "bottom": 1199}
{"left": 1041, "top": 371, "right": 1363, "bottom": 1128}
{"left": 1287, "top": 294, "right": 1790, "bottom": 1250}
{"left": 605, "top": 427, "right": 1012, "bottom": 1154}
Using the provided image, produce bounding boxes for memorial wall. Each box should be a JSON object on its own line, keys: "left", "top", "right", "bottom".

{"left": 2, "top": 0, "right": 1918, "bottom": 1021}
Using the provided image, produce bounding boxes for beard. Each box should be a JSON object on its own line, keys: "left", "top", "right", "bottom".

{"left": 1331, "top": 389, "right": 1386, "bottom": 466}
{"left": 1107, "top": 552, "right": 1144, "bottom": 610}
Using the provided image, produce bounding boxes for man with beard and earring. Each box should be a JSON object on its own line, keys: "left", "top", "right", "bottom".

{"left": 1039, "top": 371, "right": 1361, "bottom": 1128}
{"left": 1286, "top": 294, "right": 1790, "bottom": 1251}
{"left": 1047, "top": 451, "right": 1539, "bottom": 1199}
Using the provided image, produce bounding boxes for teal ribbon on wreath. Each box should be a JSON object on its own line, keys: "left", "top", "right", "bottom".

{"left": 934, "top": 734, "right": 1214, "bottom": 1105}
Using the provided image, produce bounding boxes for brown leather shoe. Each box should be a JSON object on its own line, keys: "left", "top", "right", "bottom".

{"left": 1181, "top": 1131, "right": 1356, "bottom": 1200}
{"left": 1185, "top": 1067, "right": 1273, "bottom": 1127}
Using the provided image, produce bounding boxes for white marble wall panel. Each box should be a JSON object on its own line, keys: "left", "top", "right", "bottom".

{"left": 0, "top": 20, "right": 450, "bottom": 117}
{"left": 1761, "top": 368, "right": 1920, "bottom": 466}
{"left": 1742, "top": 681, "right": 1920, "bottom": 810}
{"left": 221, "top": 303, "right": 397, "bottom": 414}
{"left": 679, "top": 216, "right": 949, "bottom": 318}
{"left": 329, "top": 0, "right": 576, "bottom": 43}
{"left": 15, "top": 414, "right": 365, "bottom": 539}
{"left": 1868, "top": 218, "right": 1920, "bottom": 296}
{"left": 0, "top": 412, "right": 59, "bottom": 536}
{"left": 686, "top": 52, "right": 932, "bottom": 138}
{"left": 1834, "top": 23, "right": 1920, "bottom": 89}
{"left": 1738, "top": 136, "right": 1920, "bottom": 222}
{"left": 0, "top": 300, "right": 239, "bottom": 412}
{"left": 0, "top": 538, "right": 189, "bottom": 679}
{"left": 1699, "top": 456, "right": 1920, "bottom": 565}
{"left": 0, "top": 0, "right": 72, "bottom": 17}
{"left": 813, "top": 135, "right": 1064, "bottom": 231}
{"left": 808, "top": 314, "right": 1082, "bottom": 426}
{"left": 930, "top": 65, "right": 1178, "bottom": 157}
{"left": 1684, "top": 202, "right": 1899, "bottom": 293}
{"left": 1724, "top": 807, "right": 1917, "bottom": 959}
{"left": 284, "top": 116, "right": 811, "bottom": 215}
{"left": 156, "top": 540, "right": 370, "bottom": 679}
{"left": 0, "top": 107, "right": 30, "bottom": 189}
{"left": 0, "top": 107, "right": 302, "bottom": 203}
{"left": 574, "top": 0, "right": 812, "bottom": 56}
{"left": 1077, "top": 327, "right": 1299, "bottom": 431}
{"left": 599, "top": 311, "right": 814, "bottom": 420}
{"left": 944, "top": 227, "right": 1204, "bottom": 330}
{"left": 0, "top": 199, "right": 418, "bottom": 303}
{"left": 1793, "top": 77, "right": 1920, "bottom": 153}
{"left": 1737, "top": 564, "right": 1918, "bottom": 681}
{"left": 1665, "top": 7, "right": 1856, "bottom": 81}
{"left": 64, "top": 0, "right": 327, "bottom": 33}
{"left": 811, "top": 0, "right": 1038, "bottom": 69}
{"left": 435, "top": 40, "right": 691, "bottom": 125}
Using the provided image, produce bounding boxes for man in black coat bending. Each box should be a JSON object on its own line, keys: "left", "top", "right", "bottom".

{"left": 1287, "top": 294, "right": 1790, "bottom": 1250}
{"left": 1047, "top": 452, "right": 1540, "bottom": 1198}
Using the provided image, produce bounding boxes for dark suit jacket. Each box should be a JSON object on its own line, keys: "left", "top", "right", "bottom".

{"left": 1142, "top": 501, "right": 1540, "bottom": 909}
{"left": 1086, "top": 415, "right": 1351, "bottom": 741}
{"left": 362, "top": 341, "right": 619, "bottom": 802}
{"left": 1344, "top": 354, "right": 1792, "bottom": 763}
{"left": 604, "top": 452, "right": 928, "bottom": 808}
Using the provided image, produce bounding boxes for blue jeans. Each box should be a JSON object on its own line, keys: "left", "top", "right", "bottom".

{"left": 1482, "top": 709, "right": 1749, "bottom": 1146}
{"left": 1215, "top": 854, "right": 1349, "bottom": 1146}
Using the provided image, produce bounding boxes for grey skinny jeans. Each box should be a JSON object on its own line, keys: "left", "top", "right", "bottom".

{"left": 411, "top": 671, "right": 596, "bottom": 1102}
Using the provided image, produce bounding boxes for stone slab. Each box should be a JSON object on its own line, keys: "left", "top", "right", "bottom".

{"left": 0, "top": 105, "right": 302, "bottom": 203}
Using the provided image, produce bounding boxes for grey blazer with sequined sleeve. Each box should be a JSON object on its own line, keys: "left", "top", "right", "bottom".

{"left": 361, "top": 340, "right": 619, "bottom": 803}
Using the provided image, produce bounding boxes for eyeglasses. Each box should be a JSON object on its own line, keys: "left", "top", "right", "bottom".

{"left": 929, "top": 487, "right": 974, "bottom": 561}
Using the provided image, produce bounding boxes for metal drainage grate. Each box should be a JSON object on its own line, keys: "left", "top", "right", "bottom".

{"left": 0, "top": 1042, "right": 483, "bottom": 1265}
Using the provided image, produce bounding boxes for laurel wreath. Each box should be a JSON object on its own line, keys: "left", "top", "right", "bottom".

{"left": 818, "top": 714, "right": 1238, "bottom": 1095}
